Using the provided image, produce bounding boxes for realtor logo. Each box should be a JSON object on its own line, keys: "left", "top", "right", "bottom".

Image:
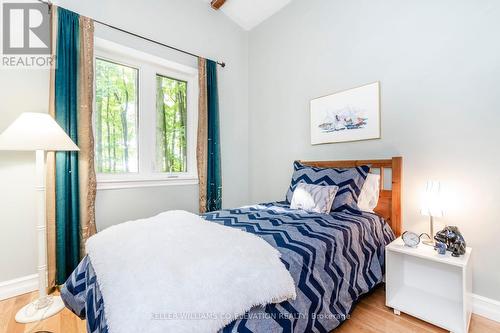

{"left": 1, "top": 1, "right": 53, "bottom": 68}
{"left": 2, "top": 2, "right": 50, "bottom": 54}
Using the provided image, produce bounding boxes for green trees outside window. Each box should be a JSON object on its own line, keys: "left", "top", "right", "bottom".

{"left": 156, "top": 75, "right": 188, "bottom": 173}
{"left": 95, "top": 58, "right": 138, "bottom": 173}
{"left": 95, "top": 58, "right": 188, "bottom": 175}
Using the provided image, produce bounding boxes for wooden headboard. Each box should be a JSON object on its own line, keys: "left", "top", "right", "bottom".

{"left": 299, "top": 157, "right": 402, "bottom": 236}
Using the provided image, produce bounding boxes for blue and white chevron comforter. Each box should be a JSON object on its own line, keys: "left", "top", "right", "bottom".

{"left": 61, "top": 202, "right": 394, "bottom": 333}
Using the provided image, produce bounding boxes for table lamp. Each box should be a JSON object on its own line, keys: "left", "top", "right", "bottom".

{"left": 0, "top": 112, "right": 79, "bottom": 323}
{"left": 420, "top": 180, "right": 444, "bottom": 246}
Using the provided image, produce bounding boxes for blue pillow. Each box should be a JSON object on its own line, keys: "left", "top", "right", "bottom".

{"left": 285, "top": 161, "right": 370, "bottom": 212}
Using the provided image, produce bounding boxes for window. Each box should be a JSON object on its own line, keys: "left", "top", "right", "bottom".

{"left": 94, "top": 38, "right": 198, "bottom": 190}
{"left": 95, "top": 59, "right": 139, "bottom": 173}
{"left": 156, "top": 75, "right": 188, "bottom": 173}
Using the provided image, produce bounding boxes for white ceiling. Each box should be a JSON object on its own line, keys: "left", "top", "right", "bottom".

{"left": 202, "top": 0, "right": 292, "bottom": 31}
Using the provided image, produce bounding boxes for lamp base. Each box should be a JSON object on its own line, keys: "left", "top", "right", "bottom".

{"left": 15, "top": 295, "right": 65, "bottom": 324}
{"left": 422, "top": 239, "right": 436, "bottom": 246}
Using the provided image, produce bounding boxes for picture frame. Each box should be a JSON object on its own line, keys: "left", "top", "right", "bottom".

{"left": 310, "top": 82, "right": 381, "bottom": 145}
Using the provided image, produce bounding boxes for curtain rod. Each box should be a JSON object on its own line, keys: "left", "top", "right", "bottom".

{"left": 37, "top": 0, "right": 226, "bottom": 68}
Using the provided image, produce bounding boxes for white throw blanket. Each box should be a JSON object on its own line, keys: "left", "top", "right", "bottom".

{"left": 86, "top": 210, "right": 296, "bottom": 333}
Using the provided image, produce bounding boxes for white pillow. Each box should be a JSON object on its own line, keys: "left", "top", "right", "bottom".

{"left": 290, "top": 183, "right": 339, "bottom": 214}
{"left": 357, "top": 173, "right": 380, "bottom": 213}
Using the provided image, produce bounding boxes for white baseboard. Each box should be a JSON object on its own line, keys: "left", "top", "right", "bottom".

{"left": 0, "top": 274, "right": 38, "bottom": 301}
{"left": 473, "top": 294, "right": 500, "bottom": 323}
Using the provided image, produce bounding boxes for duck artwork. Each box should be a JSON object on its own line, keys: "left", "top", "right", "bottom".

{"left": 318, "top": 106, "right": 368, "bottom": 133}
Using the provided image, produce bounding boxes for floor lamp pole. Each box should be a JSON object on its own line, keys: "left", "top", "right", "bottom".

{"left": 15, "top": 150, "right": 65, "bottom": 324}
{"left": 36, "top": 150, "right": 48, "bottom": 300}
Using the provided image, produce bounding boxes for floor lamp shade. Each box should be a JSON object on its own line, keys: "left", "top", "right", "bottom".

{"left": 0, "top": 112, "right": 79, "bottom": 324}
{"left": 0, "top": 112, "right": 79, "bottom": 151}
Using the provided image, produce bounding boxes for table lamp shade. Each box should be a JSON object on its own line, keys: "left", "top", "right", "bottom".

{"left": 420, "top": 180, "right": 444, "bottom": 218}
{"left": 0, "top": 112, "right": 79, "bottom": 151}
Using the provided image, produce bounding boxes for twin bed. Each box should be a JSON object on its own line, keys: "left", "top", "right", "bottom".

{"left": 61, "top": 157, "right": 402, "bottom": 333}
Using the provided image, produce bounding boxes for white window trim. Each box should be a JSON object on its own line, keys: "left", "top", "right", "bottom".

{"left": 94, "top": 38, "right": 199, "bottom": 190}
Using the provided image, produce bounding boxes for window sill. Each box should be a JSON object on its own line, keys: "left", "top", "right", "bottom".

{"left": 96, "top": 176, "right": 199, "bottom": 191}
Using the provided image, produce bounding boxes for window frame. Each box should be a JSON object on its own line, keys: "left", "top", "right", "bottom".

{"left": 94, "top": 38, "right": 199, "bottom": 190}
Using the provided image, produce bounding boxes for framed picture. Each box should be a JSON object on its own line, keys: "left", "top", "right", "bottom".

{"left": 310, "top": 82, "right": 380, "bottom": 145}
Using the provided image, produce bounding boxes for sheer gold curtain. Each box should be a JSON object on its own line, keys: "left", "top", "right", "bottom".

{"left": 197, "top": 58, "right": 208, "bottom": 213}
{"left": 46, "top": 9, "right": 96, "bottom": 291}
{"left": 78, "top": 16, "right": 97, "bottom": 256}
{"left": 46, "top": 6, "right": 58, "bottom": 292}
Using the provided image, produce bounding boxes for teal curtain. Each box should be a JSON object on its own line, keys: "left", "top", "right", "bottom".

{"left": 54, "top": 7, "right": 80, "bottom": 284}
{"left": 206, "top": 60, "right": 222, "bottom": 211}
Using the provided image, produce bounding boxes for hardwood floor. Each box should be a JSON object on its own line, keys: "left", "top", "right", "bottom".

{"left": 0, "top": 291, "right": 86, "bottom": 333}
{"left": 1, "top": 285, "right": 498, "bottom": 333}
{"left": 338, "top": 287, "right": 500, "bottom": 333}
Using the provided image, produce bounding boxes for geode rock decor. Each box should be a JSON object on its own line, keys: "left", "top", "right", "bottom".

{"left": 434, "top": 241, "right": 447, "bottom": 255}
{"left": 434, "top": 226, "right": 466, "bottom": 257}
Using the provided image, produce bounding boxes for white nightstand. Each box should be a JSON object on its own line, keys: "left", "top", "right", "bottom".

{"left": 385, "top": 237, "right": 472, "bottom": 333}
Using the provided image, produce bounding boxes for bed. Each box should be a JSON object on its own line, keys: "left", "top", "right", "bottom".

{"left": 61, "top": 157, "right": 402, "bottom": 333}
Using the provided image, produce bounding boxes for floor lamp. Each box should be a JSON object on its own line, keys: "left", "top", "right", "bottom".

{"left": 0, "top": 112, "right": 79, "bottom": 324}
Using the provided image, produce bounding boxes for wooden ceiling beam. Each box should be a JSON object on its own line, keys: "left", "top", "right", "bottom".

{"left": 210, "top": 0, "right": 226, "bottom": 10}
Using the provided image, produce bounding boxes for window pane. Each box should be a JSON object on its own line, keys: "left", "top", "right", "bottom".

{"left": 95, "top": 58, "right": 138, "bottom": 173}
{"left": 156, "top": 75, "right": 188, "bottom": 173}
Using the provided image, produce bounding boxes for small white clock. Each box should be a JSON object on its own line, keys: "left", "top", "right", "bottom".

{"left": 402, "top": 231, "right": 420, "bottom": 248}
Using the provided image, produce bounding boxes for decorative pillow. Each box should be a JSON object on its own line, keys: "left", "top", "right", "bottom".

{"left": 357, "top": 173, "right": 380, "bottom": 213}
{"left": 290, "top": 183, "right": 339, "bottom": 213}
{"left": 286, "top": 161, "right": 370, "bottom": 212}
